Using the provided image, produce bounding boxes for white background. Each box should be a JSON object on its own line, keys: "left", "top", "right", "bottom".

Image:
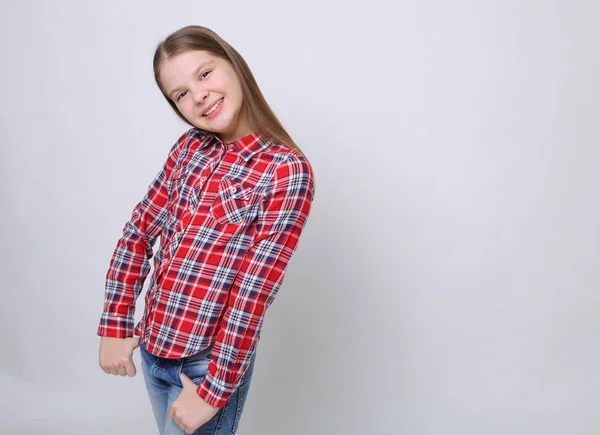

{"left": 1, "top": 1, "right": 599, "bottom": 434}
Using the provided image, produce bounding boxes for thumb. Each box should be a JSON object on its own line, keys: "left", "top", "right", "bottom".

{"left": 180, "top": 372, "right": 195, "bottom": 389}
{"left": 125, "top": 358, "right": 137, "bottom": 377}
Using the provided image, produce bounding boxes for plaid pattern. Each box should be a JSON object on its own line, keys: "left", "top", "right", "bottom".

{"left": 98, "top": 128, "right": 315, "bottom": 407}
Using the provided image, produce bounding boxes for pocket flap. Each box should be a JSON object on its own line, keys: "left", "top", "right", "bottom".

{"left": 218, "top": 178, "right": 254, "bottom": 201}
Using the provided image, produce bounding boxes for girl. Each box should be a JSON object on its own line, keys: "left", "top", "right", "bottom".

{"left": 98, "top": 25, "right": 315, "bottom": 435}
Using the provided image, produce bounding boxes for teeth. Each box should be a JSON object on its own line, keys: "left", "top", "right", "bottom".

{"left": 204, "top": 99, "right": 223, "bottom": 116}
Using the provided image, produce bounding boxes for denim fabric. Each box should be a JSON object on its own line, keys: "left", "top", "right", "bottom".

{"left": 140, "top": 343, "right": 254, "bottom": 435}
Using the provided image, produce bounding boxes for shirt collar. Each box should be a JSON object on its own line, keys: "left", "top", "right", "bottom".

{"left": 194, "top": 128, "right": 271, "bottom": 162}
{"left": 227, "top": 131, "right": 272, "bottom": 162}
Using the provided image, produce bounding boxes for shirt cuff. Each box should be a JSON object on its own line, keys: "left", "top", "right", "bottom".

{"left": 196, "top": 373, "right": 235, "bottom": 408}
{"left": 97, "top": 313, "right": 135, "bottom": 338}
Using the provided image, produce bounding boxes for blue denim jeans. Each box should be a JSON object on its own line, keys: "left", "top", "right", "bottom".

{"left": 140, "top": 343, "right": 255, "bottom": 435}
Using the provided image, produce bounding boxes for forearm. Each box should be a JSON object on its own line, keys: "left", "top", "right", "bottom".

{"left": 98, "top": 226, "right": 153, "bottom": 337}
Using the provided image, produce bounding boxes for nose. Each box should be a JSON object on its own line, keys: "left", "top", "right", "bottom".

{"left": 191, "top": 85, "right": 208, "bottom": 105}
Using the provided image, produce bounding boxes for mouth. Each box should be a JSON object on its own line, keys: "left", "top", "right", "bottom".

{"left": 203, "top": 98, "right": 224, "bottom": 117}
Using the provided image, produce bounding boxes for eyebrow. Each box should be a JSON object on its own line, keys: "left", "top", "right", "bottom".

{"left": 167, "top": 61, "right": 213, "bottom": 99}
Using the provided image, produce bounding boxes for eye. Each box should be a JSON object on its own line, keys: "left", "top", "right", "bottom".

{"left": 200, "top": 70, "right": 211, "bottom": 80}
{"left": 176, "top": 91, "right": 187, "bottom": 102}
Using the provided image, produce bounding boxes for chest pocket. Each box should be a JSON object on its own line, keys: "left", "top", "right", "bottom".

{"left": 210, "top": 177, "right": 262, "bottom": 226}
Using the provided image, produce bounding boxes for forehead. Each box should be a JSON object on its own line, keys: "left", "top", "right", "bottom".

{"left": 159, "top": 50, "right": 219, "bottom": 88}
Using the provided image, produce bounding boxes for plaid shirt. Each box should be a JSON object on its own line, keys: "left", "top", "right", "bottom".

{"left": 98, "top": 128, "right": 315, "bottom": 407}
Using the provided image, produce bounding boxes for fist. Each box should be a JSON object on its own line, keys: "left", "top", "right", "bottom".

{"left": 99, "top": 336, "right": 140, "bottom": 377}
{"left": 168, "top": 373, "right": 219, "bottom": 433}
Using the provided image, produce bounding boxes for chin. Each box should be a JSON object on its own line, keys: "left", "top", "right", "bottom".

{"left": 209, "top": 119, "right": 235, "bottom": 132}
{"left": 190, "top": 113, "right": 234, "bottom": 134}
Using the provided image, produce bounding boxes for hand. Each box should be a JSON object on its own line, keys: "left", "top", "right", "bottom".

{"left": 168, "top": 373, "right": 220, "bottom": 434}
{"left": 98, "top": 336, "right": 139, "bottom": 377}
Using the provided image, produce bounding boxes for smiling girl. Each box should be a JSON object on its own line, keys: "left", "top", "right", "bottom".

{"left": 97, "top": 25, "right": 315, "bottom": 435}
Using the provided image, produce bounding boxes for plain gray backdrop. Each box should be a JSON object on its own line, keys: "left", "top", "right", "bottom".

{"left": 1, "top": 0, "right": 599, "bottom": 434}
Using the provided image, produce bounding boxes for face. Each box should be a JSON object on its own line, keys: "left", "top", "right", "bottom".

{"left": 159, "top": 50, "right": 251, "bottom": 142}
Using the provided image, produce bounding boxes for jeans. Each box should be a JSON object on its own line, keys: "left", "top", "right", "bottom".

{"left": 140, "top": 343, "right": 255, "bottom": 435}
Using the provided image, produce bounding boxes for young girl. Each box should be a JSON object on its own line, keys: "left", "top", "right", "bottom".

{"left": 98, "top": 25, "right": 315, "bottom": 435}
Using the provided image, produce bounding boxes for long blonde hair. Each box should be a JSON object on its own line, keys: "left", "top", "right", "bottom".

{"left": 153, "top": 25, "right": 304, "bottom": 156}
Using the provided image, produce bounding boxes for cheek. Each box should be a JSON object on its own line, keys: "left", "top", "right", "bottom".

{"left": 222, "top": 74, "right": 243, "bottom": 100}
{"left": 227, "top": 83, "right": 244, "bottom": 110}
{"left": 179, "top": 101, "right": 195, "bottom": 116}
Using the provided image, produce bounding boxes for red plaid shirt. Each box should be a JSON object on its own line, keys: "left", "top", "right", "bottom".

{"left": 98, "top": 128, "right": 315, "bottom": 407}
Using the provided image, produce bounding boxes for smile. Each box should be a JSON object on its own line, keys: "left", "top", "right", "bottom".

{"left": 203, "top": 98, "right": 224, "bottom": 116}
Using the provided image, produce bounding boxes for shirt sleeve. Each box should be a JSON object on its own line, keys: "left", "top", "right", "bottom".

{"left": 197, "top": 154, "right": 315, "bottom": 407}
{"left": 97, "top": 135, "right": 186, "bottom": 338}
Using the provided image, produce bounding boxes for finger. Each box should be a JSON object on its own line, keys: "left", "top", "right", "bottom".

{"left": 118, "top": 355, "right": 133, "bottom": 376}
{"left": 167, "top": 403, "right": 175, "bottom": 419}
{"left": 116, "top": 363, "right": 127, "bottom": 376}
{"left": 175, "top": 415, "right": 185, "bottom": 432}
{"left": 125, "top": 359, "right": 137, "bottom": 377}
{"left": 99, "top": 360, "right": 115, "bottom": 375}
{"left": 99, "top": 361, "right": 111, "bottom": 375}
{"left": 179, "top": 372, "right": 194, "bottom": 389}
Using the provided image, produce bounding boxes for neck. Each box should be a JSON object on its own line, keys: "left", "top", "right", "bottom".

{"left": 218, "top": 113, "right": 255, "bottom": 143}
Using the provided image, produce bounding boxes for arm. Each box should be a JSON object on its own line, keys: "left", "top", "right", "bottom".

{"left": 97, "top": 136, "right": 185, "bottom": 338}
{"left": 198, "top": 154, "right": 315, "bottom": 407}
